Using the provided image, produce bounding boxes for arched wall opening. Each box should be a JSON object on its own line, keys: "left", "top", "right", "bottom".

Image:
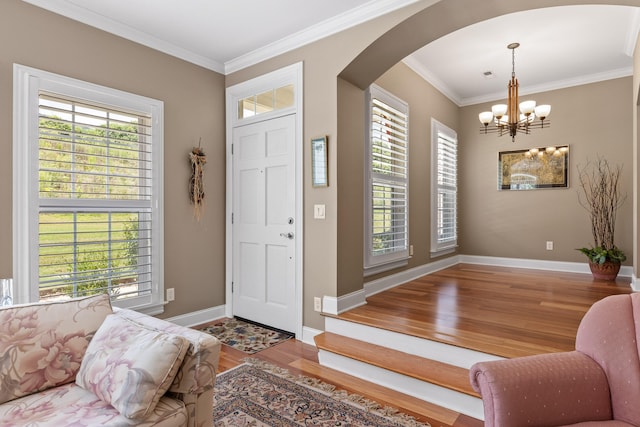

{"left": 335, "top": 0, "right": 640, "bottom": 298}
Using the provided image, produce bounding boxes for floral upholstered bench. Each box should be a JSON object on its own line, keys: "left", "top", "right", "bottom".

{"left": 0, "top": 294, "right": 221, "bottom": 426}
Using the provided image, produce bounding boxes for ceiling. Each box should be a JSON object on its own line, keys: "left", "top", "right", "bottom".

{"left": 23, "top": 1, "right": 640, "bottom": 107}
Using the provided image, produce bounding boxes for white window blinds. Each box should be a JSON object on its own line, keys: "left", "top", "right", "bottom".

{"left": 37, "top": 93, "right": 154, "bottom": 302}
{"left": 431, "top": 119, "right": 458, "bottom": 253}
{"left": 365, "top": 85, "right": 409, "bottom": 271}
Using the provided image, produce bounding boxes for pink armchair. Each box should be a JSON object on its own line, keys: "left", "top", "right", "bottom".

{"left": 470, "top": 293, "right": 640, "bottom": 427}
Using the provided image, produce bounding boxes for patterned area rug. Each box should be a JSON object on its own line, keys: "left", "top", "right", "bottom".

{"left": 213, "top": 359, "right": 430, "bottom": 426}
{"left": 200, "top": 318, "right": 293, "bottom": 354}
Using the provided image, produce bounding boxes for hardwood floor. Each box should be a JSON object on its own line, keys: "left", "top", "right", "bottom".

{"left": 338, "top": 263, "right": 633, "bottom": 358}
{"left": 213, "top": 264, "right": 633, "bottom": 427}
{"left": 218, "top": 338, "right": 480, "bottom": 427}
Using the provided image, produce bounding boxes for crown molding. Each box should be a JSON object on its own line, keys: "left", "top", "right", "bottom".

{"left": 23, "top": 0, "right": 421, "bottom": 76}
{"left": 405, "top": 54, "right": 633, "bottom": 108}
{"left": 623, "top": 7, "right": 640, "bottom": 57}
{"left": 224, "top": 0, "right": 423, "bottom": 74}
{"left": 402, "top": 55, "right": 463, "bottom": 106}
{"left": 460, "top": 66, "right": 633, "bottom": 106}
{"left": 23, "top": 0, "right": 224, "bottom": 74}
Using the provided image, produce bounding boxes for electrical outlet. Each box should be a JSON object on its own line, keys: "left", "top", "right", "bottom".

{"left": 166, "top": 288, "right": 175, "bottom": 302}
{"left": 314, "top": 297, "right": 322, "bottom": 312}
{"left": 546, "top": 241, "right": 554, "bottom": 251}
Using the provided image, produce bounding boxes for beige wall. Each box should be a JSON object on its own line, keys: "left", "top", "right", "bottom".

{"left": 226, "top": 2, "right": 430, "bottom": 330}
{"left": 458, "top": 78, "right": 633, "bottom": 262}
{"left": 336, "top": 62, "right": 459, "bottom": 293}
{"left": 4, "top": 0, "right": 640, "bottom": 331}
{"left": 1, "top": 0, "right": 226, "bottom": 318}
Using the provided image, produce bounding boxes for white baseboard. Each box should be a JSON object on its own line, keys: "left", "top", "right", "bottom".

{"left": 165, "top": 256, "right": 636, "bottom": 334}
{"left": 318, "top": 349, "right": 484, "bottom": 420}
{"left": 165, "top": 304, "right": 226, "bottom": 328}
{"left": 322, "top": 289, "right": 366, "bottom": 315}
{"left": 165, "top": 304, "right": 322, "bottom": 346}
{"left": 321, "top": 255, "right": 635, "bottom": 318}
{"left": 301, "top": 326, "right": 323, "bottom": 346}
{"left": 364, "top": 255, "right": 460, "bottom": 298}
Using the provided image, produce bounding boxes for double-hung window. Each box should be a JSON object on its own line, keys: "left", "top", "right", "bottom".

{"left": 13, "top": 65, "right": 165, "bottom": 314}
{"left": 430, "top": 118, "right": 458, "bottom": 255}
{"left": 364, "top": 85, "right": 409, "bottom": 274}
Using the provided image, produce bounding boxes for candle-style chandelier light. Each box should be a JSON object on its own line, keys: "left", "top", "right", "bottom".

{"left": 479, "top": 43, "right": 551, "bottom": 142}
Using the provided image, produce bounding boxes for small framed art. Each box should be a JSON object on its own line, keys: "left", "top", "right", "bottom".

{"left": 311, "top": 136, "right": 328, "bottom": 187}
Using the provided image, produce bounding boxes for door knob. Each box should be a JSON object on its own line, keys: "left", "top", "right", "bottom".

{"left": 280, "top": 232, "right": 294, "bottom": 239}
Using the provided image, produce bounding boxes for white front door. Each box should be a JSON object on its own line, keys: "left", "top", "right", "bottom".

{"left": 232, "top": 114, "right": 296, "bottom": 332}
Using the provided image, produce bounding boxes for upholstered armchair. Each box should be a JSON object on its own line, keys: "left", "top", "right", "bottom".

{"left": 470, "top": 293, "right": 640, "bottom": 427}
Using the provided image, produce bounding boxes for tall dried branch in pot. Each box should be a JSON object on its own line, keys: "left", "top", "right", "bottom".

{"left": 576, "top": 157, "right": 626, "bottom": 263}
{"left": 189, "top": 146, "right": 206, "bottom": 221}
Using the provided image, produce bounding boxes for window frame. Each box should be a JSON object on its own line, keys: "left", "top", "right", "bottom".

{"left": 13, "top": 64, "right": 165, "bottom": 314}
{"left": 430, "top": 118, "right": 458, "bottom": 256}
{"left": 364, "top": 84, "right": 410, "bottom": 275}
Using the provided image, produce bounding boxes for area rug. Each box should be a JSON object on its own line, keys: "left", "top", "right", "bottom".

{"left": 213, "top": 359, "right": 430, "bottom": 426}
{"left": 200, "top": 318, "right": 293, "bottom": 354}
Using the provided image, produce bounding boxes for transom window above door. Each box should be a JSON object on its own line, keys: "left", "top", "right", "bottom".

{"left": 237, "top": 84, "right": 294, "bottom": 119}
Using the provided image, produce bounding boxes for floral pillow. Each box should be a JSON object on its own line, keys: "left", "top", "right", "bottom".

{"left": 75, "top": 313, "right": 189, "bottom": 420}
{"left": 0, "top": 293, "right": 113, "bottom": 404}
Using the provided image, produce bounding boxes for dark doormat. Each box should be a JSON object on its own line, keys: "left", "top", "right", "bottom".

{"left": 199, "top": 317, "right": 293, "bottom": 354}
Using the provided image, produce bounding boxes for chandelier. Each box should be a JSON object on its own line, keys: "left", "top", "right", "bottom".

{"left": 478, "top": 43, "right": 551, "bottom": 142}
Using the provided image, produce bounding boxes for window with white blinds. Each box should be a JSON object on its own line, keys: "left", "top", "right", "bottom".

{"left": 431, "top": 119, "right": 458, "bottom": 254}
{"left": 365, "top": 85, "right": 409, "bottom": 272}
{"left": 14, "top": 65, "right": 164, "bottom": 313}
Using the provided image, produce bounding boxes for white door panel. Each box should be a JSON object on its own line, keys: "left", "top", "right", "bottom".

{"left": 232, "top": 114, "right": 296, "bottom": 332}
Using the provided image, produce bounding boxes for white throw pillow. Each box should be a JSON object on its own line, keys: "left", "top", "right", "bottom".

{"left": 76, "top": 314, "right": 189, "bottom": 419}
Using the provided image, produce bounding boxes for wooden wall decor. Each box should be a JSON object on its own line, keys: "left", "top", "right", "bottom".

{"left": 189, "top": 141, "right": 207, "bottom": 220}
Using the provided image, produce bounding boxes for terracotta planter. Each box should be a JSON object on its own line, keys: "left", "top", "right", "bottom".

{"left": 588, "top": 260, "right": 621, "bottom": 281}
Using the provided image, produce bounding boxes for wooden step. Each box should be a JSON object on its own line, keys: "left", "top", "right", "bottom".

{"left": 314, "top": 332, "right": 479, "bottom": 398}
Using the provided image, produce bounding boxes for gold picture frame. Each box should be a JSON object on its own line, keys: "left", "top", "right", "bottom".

{"left": 498, "top": 145, "right": 569, "bottom": 190}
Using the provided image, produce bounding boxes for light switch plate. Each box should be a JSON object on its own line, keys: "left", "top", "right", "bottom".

{"left": 314, "top": 204, "right": 326, "bottom": 219}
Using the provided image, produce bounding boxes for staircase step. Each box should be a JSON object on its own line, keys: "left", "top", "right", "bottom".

{"left": 314, "top": 332, "right": 479, "bottom": 398}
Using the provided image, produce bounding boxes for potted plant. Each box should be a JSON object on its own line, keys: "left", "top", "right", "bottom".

{"left": 576, "top": 157, "right": 626, "bottom": 280}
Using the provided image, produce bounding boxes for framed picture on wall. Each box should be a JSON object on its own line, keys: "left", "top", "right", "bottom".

{"left": 498, "top": 145, "right": 569, "bottom": 190}
{"left": 311, "top": 136, "right": 328, "bottom": 187}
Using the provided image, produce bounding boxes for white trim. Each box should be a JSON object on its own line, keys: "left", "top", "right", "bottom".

{"left": 225, "top": 0, "right": 423, "bottom": 74}
{"left": 430, "top": 118, "right": 458, "bottom": 253}
{"left": 301, "top": 326, "right": 324, "bottom": 347}
{"left": 165, "top": 304, "right": 226, "bottom": 328}
{"left": 317, "top": 349, "right": 484, "bottom": 420}
{"left": 461, "top": 67, "right": 633, "bottom": 107}
{"left": 321, "top": 255, "right": 636, "bottom": 317}
{"left": 23, "top": 0, "right": 423, "bottom": 75}
{"left": 164, "top": 304, "right": 322, "bottom": 346}
{"left": 403, "top": 55, "right": 462, "bottom": 106}
{"left": 322, "top": 289, "right": 367, "bottom": 315}
{"left": 225, "top": 62, "right": 304, "bottom": 339}
{"left": 363, "top": 259, "right": 409, "bottom": 277}
{"left": 404, "top": 54, "right": 633, "bottom": 108}
{"left": 364, "top": 84, "right": 410, "bottom": 271}
{"left": 623, "top": 7, "right": 640, "bottom": 57}
{"left": 324, "top": 316, "right": 501, "bottom": 369}
{"left": 365, "top": 255, "right": 460, "bottom": 297}
{"left": 22, "top": 0, "right": 225, "bottom": 73}
{"left": 460, "top": 254, "right": 634, "bottom": 280}
{"left": 12, "top": 64, "right": 165, "bottom": 311}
